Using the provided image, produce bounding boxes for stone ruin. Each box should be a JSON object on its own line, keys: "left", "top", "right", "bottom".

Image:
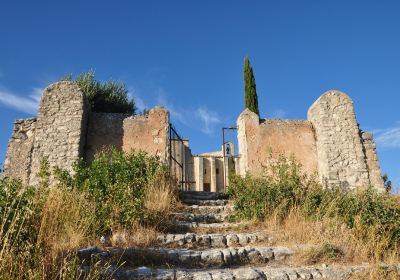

{"left": 2, "top": 81, "right": 385, "bottom": 191}
{"left": 238, "top": 90, "right": 384, "bottom": 191}
{"left": 3, "top": 81, "right": 170, "bottom": 186}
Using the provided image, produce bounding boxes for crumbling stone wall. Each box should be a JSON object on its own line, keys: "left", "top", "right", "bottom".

{"left": 237, "top": 90, "right": 384, "bottom": 191}
{"left": 29, "top": 81, "right": 88, "bottom": 185}
{"left": 237, "top": 109, "right": 318, "bottom": 177}
{"left": 361, "top": 132, "right": 385, "bottom": 189}
{"left": 85, "top": 107, "right": 169, "bottom": 163}
{"left": 307, "top": 90, "right": 384, "bottom": 190}
{"left": 3, "top": 118, "right": 37, "bottom": 183}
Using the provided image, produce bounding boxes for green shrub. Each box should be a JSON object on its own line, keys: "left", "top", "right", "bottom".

{"left": 228, "top": 155, "right": 313, "bottom": 220}
{"left": 228, "top": 155, "right": 400, "bottom": 251}
{"left": 65, "top": 70, "right": 135, "bottom": 114}
{"left": 0, "top": 150, "right": 176, "bottom": 278}
{"left": 55, "top": 147, "right": 171, "bottom": 233}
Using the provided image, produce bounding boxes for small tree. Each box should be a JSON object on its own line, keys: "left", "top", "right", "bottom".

{"left": 244, "top": 56, "right": 260, "bottom": 117}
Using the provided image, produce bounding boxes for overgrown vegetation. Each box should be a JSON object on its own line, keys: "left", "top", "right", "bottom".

{"left": 228, "top": 155, "right": 400, "bottom": 261}
{"left": 0, "top": 148, "right": 177, "bottom": 279}
{"left": 65, "top": 70, "right": 135, "bottom": 114}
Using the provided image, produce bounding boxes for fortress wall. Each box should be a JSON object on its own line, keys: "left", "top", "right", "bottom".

{"left": 307, "top": 90, "right": 372, "bottom": 189}
{"left": 361, "top": 132, "right": 385, "bottom": 190}
{"left": 29, "top": 81, "right": 89, "bottom": 185}
{"left": 237, "top": 109, "right": 318, "bottom": 177}
{"left": 85, "top": 107, "right": 170, "bottom": 162}
{"left": 3, "top": 118, "right": 37, "bottom": 183}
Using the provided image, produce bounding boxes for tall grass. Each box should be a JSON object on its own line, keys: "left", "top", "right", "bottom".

{"left": 0, "top": 148, "right": 178, "bottom": 279}
{"left": 228, "top": 155, "right": 400, "bottom": 262}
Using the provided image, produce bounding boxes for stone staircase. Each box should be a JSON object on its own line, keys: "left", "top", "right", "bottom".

{"left": 78, "top": 191, "right": 397, "bottom": 279}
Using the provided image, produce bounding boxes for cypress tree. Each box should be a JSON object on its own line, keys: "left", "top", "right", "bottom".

{"left": 244, "top": 56, "right": 260, "bottom": 117}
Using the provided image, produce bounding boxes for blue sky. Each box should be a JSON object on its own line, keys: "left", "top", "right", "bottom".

{"left": 0, "top": 1, "right": 399, "bottom": 189}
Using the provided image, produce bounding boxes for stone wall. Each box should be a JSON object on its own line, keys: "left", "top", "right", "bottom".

{"left": 122, "top": 107, "right": 169, "bottom": 159}
{"left": 3, "top": 79, "right": 386, "bottom": 193}
{"left": 3, "top": 118, "right": 37, "bottom": 183}
{"left": 237, "top": 90, "right": 384, "bottom": 191}
{"left": 361, "top": 132, "right": 385, "bottom": 189}
{"left": 237, "top": 109, "right": 318, "bottom": 177}
{"left": 307, "top": 90, "right": 384, "bottom": 190}
{"left": 28, "top": 81, "right": 88, "bottom": 185}
{"left": 85, "top": 113, "right": 125, "bottom": 162}
{"left": 85, "top": 107, "right": 170, "bottom": 163}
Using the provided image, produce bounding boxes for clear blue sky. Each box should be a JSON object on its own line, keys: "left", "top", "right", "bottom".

{"left": 0, "top": 1, "right": 399, "bottom": 189}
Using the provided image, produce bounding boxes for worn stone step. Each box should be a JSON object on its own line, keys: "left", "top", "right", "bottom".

{"left": 78, "top": 245, "right": 305, "bottom": 269}
{"left": 171, "top": 213, "right": 226, "bottom": 224}
{"left": 183, "top": 205, "right": 229, "bottom": 215}
{"left": 91, "top": 263, "right": 384, "bottom": 280}
{"left": 157, "top": 232, "right": 270, "bottom": 248}
{"left": 173, "top": 221, "right": 239, "bottom": 231}
{"left": 182, "top": 199, "right": 229, "bottom": 206}
{"left": 180, "top": 191, "right": 229, "bottom": 201}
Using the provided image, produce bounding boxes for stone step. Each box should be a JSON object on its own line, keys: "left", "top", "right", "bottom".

{"left": 157, "top": 232, "right": 270, "bottom": 248}
{"left": 183, "top": 205, "right": 229, "bottom": 215}
{"left": 173, "top": 221, "right": 239, "bottom": 230}
{"left": 171, "top": 213, "right": 226, "bottom": 224}
{"left": 181, "top": 199, "right": 229, "bottom": 206}
{"left": 90, "top": 263, "right": 382, "bottom": 280}
{"left": 180, "top": 191, "right": 229, "bottom": 201}
{"left": 78, "top": 245, "right": 305, "bottom": 269}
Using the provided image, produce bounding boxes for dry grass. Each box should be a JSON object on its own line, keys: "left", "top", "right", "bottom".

{"left": 0, "top": 186, "right": 97, "bottom": 279}
{"left": 263, "top": 207, "right": 400, "bottom": 267}
{"left": 111, "top": 223, "right": 160, "bottom": 248}
{"left": 144, "top": 176, "right": 177, "bottom": 215}
{"left": 348, "top": 263, "right": 400, "bottom": 280}
{"left": 38, "top": 187, "right": 95, "bottom": 256}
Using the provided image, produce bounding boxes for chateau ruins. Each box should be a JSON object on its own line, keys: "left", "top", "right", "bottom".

{"left": 2, "top": 81, "right": 385, "bottom": 191}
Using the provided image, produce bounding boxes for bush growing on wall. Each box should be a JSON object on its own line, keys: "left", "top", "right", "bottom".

{"left": 65, "top": 70, "right": 135, "bottom": 114}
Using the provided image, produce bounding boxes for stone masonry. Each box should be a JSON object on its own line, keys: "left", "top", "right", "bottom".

{"left": 238, "top": 90, "right": 385, "bottom": 191}
{"left": 3, "top": 118, "right": 37, "bottom": 183}
{"left": 28, "top": 81, "right": 89, "bottom": 185}
{"left": 85, "top": 107, "right": 169, "bottom": 163}
{"left": 3, "top": 81, "right": 170, "bottom": 186}
{"left": 3, "top": 82, "right": 385, "bottom": 191}
{"left": 307, "top": 90, "right": 381, "bottom": 190}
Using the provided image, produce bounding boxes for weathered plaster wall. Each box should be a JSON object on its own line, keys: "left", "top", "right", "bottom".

{"left": 237, "top": 109, "right": 318, "bottom": 177}
{"left": 85, "top": 113, "right": 125, "bottom": 162}
{"left": 3, "top": 118, "right": 37, "bottom": 184}
{"left": 194, "top": 157, "right": 204, "bottom": 191}
{"left": 29, "top": 81, "right": 88, "bottom": 185}
{"left": 215, "top": 158, "right": 224, "bottom": 192}
{"left": 85, "top": 107, "right": 170, "bottom": 162}
{"left": 123, "top": 107, "right": 169, "bottom": 160}
{"left": 361, "top": 132, "right": 385, "bottom": 189}
{"left": 237, "top": 109, "right": 258, "bottom": 176}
